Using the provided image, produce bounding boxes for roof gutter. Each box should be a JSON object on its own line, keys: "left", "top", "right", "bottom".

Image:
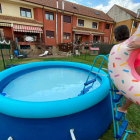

{"left": 109, "top": 24, "right": 113, "bottom": 44}
{"left": 20, "top": 0, "right": 113, "bottom": 23}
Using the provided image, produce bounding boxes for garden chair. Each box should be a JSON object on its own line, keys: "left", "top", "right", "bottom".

{"left": 39, "top": 51, "right": 49, "bottom": 57}
{"left": 14, "top": 50, "right": 24, "bottom": 59}
{"left": 75, "top": 50, "right": 80, "bottom": 56}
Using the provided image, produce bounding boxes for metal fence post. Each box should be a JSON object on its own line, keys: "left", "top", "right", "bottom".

{"left": 0, "top": 44, "right": 6, "bottom": 69}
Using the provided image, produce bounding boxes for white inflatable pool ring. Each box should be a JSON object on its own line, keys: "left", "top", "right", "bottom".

{"left": 108, "top": 24, "right": 140, "bottom": 105}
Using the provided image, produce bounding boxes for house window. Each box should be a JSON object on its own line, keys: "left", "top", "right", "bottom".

{"left": 20, "top": 45, "right": 30, "bottom": 49}
{"left": 104, "top": 37, "right": 108, "bottom": 44}
{"left": 105, "top": 24, "right": 110, "bottom": 29}
{"left": 63, "top": 33, "right": 70, "bottom": 40}
{"left": 0, "top": 4, "right": 2, "bottom": 13}
{"left": 78, "top": 19, "right": 84, "bottom": 26}
{"left": 64, "top": 15, "right": 71, "bottom": 23}
{"left": 133, "top": 22, "right": 137, "bottom": 28}
{"left": 46, "top": 31, "right": 54, "bottom": 38}
{"left": 92, "top": 22, "right": 97, "bottom": 28}
{"left": 72, "top": 6, "right": 78, "bottom": 10}
{"left": 20, "top": 7, "right": 32, "bottom": 18}
{"left": 94, "top": 11, "right": 100, "bottom": 15}
{"left": 45, "top": 11, "right": 54, "bottom": 20}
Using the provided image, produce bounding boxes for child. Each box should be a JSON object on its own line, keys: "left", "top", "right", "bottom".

{"left": 113, "top": 25, "right": 140, "bottom": 113}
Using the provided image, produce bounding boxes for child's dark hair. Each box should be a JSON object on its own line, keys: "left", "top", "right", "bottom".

{"left": 113, "top": 25, "right": 129, "bottom": 42}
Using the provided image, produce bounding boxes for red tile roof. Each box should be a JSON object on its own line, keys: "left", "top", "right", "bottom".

{"left": 0, "top": 15, "right": 43, "bottom": 25}
{"left": 116, "top": 5, "right": 140, "bottom": 20}
{"left": 73, "top": 26, "right": 105, "bottom": 33}
{"left": 20, "top": 0, "right": 114, "bottom": 22}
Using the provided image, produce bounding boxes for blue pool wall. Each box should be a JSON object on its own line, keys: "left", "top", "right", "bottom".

{"left": 0, "top": 61, "right": 110, "bottom": 119}
{"left": 0, "top": 94, "right": 112, "bottom": 140}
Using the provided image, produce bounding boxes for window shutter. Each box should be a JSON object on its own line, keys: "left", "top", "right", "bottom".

{"left": 64, "top": 15, "right": 71, "bottom": 23}
{"left": 46, "top": 31, "right": 54, "bottom": 37}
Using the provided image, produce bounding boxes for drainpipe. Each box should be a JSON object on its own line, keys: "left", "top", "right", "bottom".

{"left": 103, "top": 21, "right": 107, "bottom": 43}
{"left": 56, "top": 0, "right": 58, "bottom": 45}
{"left": 72, "top": 14, "right": 73, "bottom": 43}
{"left": 130, "top": 19, "right": 134, "bottom": 36}
{"left": 109, "top": 24, "right": 113, "bottom": 44}
{"left": 61, "top": 1, "right": 64, "bottom": 43}
{"left": 11, "top": 24, "right": 15, "bottom": 41}
{"left": 42, "top": 6, "right": 45, "bottom": 43}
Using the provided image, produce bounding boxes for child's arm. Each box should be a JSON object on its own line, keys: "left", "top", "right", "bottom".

{"left": 128, "top": 41, "right": 140, "bottom": 51}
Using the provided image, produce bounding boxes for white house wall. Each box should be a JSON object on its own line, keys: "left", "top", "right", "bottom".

{"left": 107, "top": 5, "right": 132, "bottom": 22}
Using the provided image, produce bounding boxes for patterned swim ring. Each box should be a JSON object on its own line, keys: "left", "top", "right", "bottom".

{"left": 108, "top": 24, "right": 140, "bottom": 105}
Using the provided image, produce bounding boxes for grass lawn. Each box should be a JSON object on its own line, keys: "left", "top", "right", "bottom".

{"left": 0, "top": 54, "right": 140, "bottom": 140}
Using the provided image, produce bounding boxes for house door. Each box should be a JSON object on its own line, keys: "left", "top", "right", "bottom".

{"left": 75, "top": 35, "right": 82, "bottom": 44}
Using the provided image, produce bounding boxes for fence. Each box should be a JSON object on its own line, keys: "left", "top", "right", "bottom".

{"left": 72, "top": 43, "right": 114, "bottom": 64}
{"left": 0, "top": 41, "right": 13, "bottom": 70}
{"left": 94, "top": 43, "right": 114, "bottom": 55}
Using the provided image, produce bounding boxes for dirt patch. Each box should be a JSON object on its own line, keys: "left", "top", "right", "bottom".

{"left": 20, "top": 59, "right": 42, "bottom": 64}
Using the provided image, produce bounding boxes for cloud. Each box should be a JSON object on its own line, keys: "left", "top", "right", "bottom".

{"left": 93, "top": 0, "right": 140, "bottom": 13}
{"left": 65, "top": 0, "right": 78, "bottom": 4}
{"left": 87, "top": 2, "right": 92, "bottom": 5}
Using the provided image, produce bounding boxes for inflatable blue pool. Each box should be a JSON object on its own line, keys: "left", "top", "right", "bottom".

{"left": 0, "top": 61, "right": 112, "bottom": 140}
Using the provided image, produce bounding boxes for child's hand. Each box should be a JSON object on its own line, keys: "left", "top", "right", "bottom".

{"left": 127, "top": 41, "right": 140, "bottom": 51}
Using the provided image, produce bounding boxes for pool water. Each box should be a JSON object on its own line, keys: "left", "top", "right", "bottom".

{"left": 3, "top": 68, "right": 101, "bottom": 102}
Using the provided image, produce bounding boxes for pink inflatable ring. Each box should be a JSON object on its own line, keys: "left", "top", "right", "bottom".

{"left": 108, "top": 24, "right": 140, "bottom": 105}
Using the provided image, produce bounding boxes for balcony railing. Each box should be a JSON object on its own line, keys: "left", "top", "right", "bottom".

{"left": 15, "top": 35, "right": 43, "bottom": 43}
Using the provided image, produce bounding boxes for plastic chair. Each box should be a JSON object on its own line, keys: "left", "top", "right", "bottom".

{"left": 14, "top": 50, "right": 24, "bottom": 59}
{"left": 75, "top": 50, "right": 80, "bottom": 56}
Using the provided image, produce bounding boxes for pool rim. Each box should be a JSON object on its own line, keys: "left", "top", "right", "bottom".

{"left": 0, "top": 61, "right": 110, "bottom": 118}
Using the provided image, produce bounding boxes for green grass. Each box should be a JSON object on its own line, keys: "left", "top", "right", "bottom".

{"left": 0, "top": 55, "right": 139, "bottom": 140}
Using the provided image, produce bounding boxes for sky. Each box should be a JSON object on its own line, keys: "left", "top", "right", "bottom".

{"left": 65, "top": 0, "right": 140, "bottom": 13}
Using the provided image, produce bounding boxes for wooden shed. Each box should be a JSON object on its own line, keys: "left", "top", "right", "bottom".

{"left": 90, "top": 47, "right": 100, "bottom": 55}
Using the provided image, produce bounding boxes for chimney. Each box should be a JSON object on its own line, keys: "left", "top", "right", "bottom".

{"left": 137, "top": 9, "right": 140, "bottom": 18}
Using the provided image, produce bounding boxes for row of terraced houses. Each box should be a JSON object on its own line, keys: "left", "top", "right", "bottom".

{"left": 0, "top": 0, "right": 140, "bottom": 55}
